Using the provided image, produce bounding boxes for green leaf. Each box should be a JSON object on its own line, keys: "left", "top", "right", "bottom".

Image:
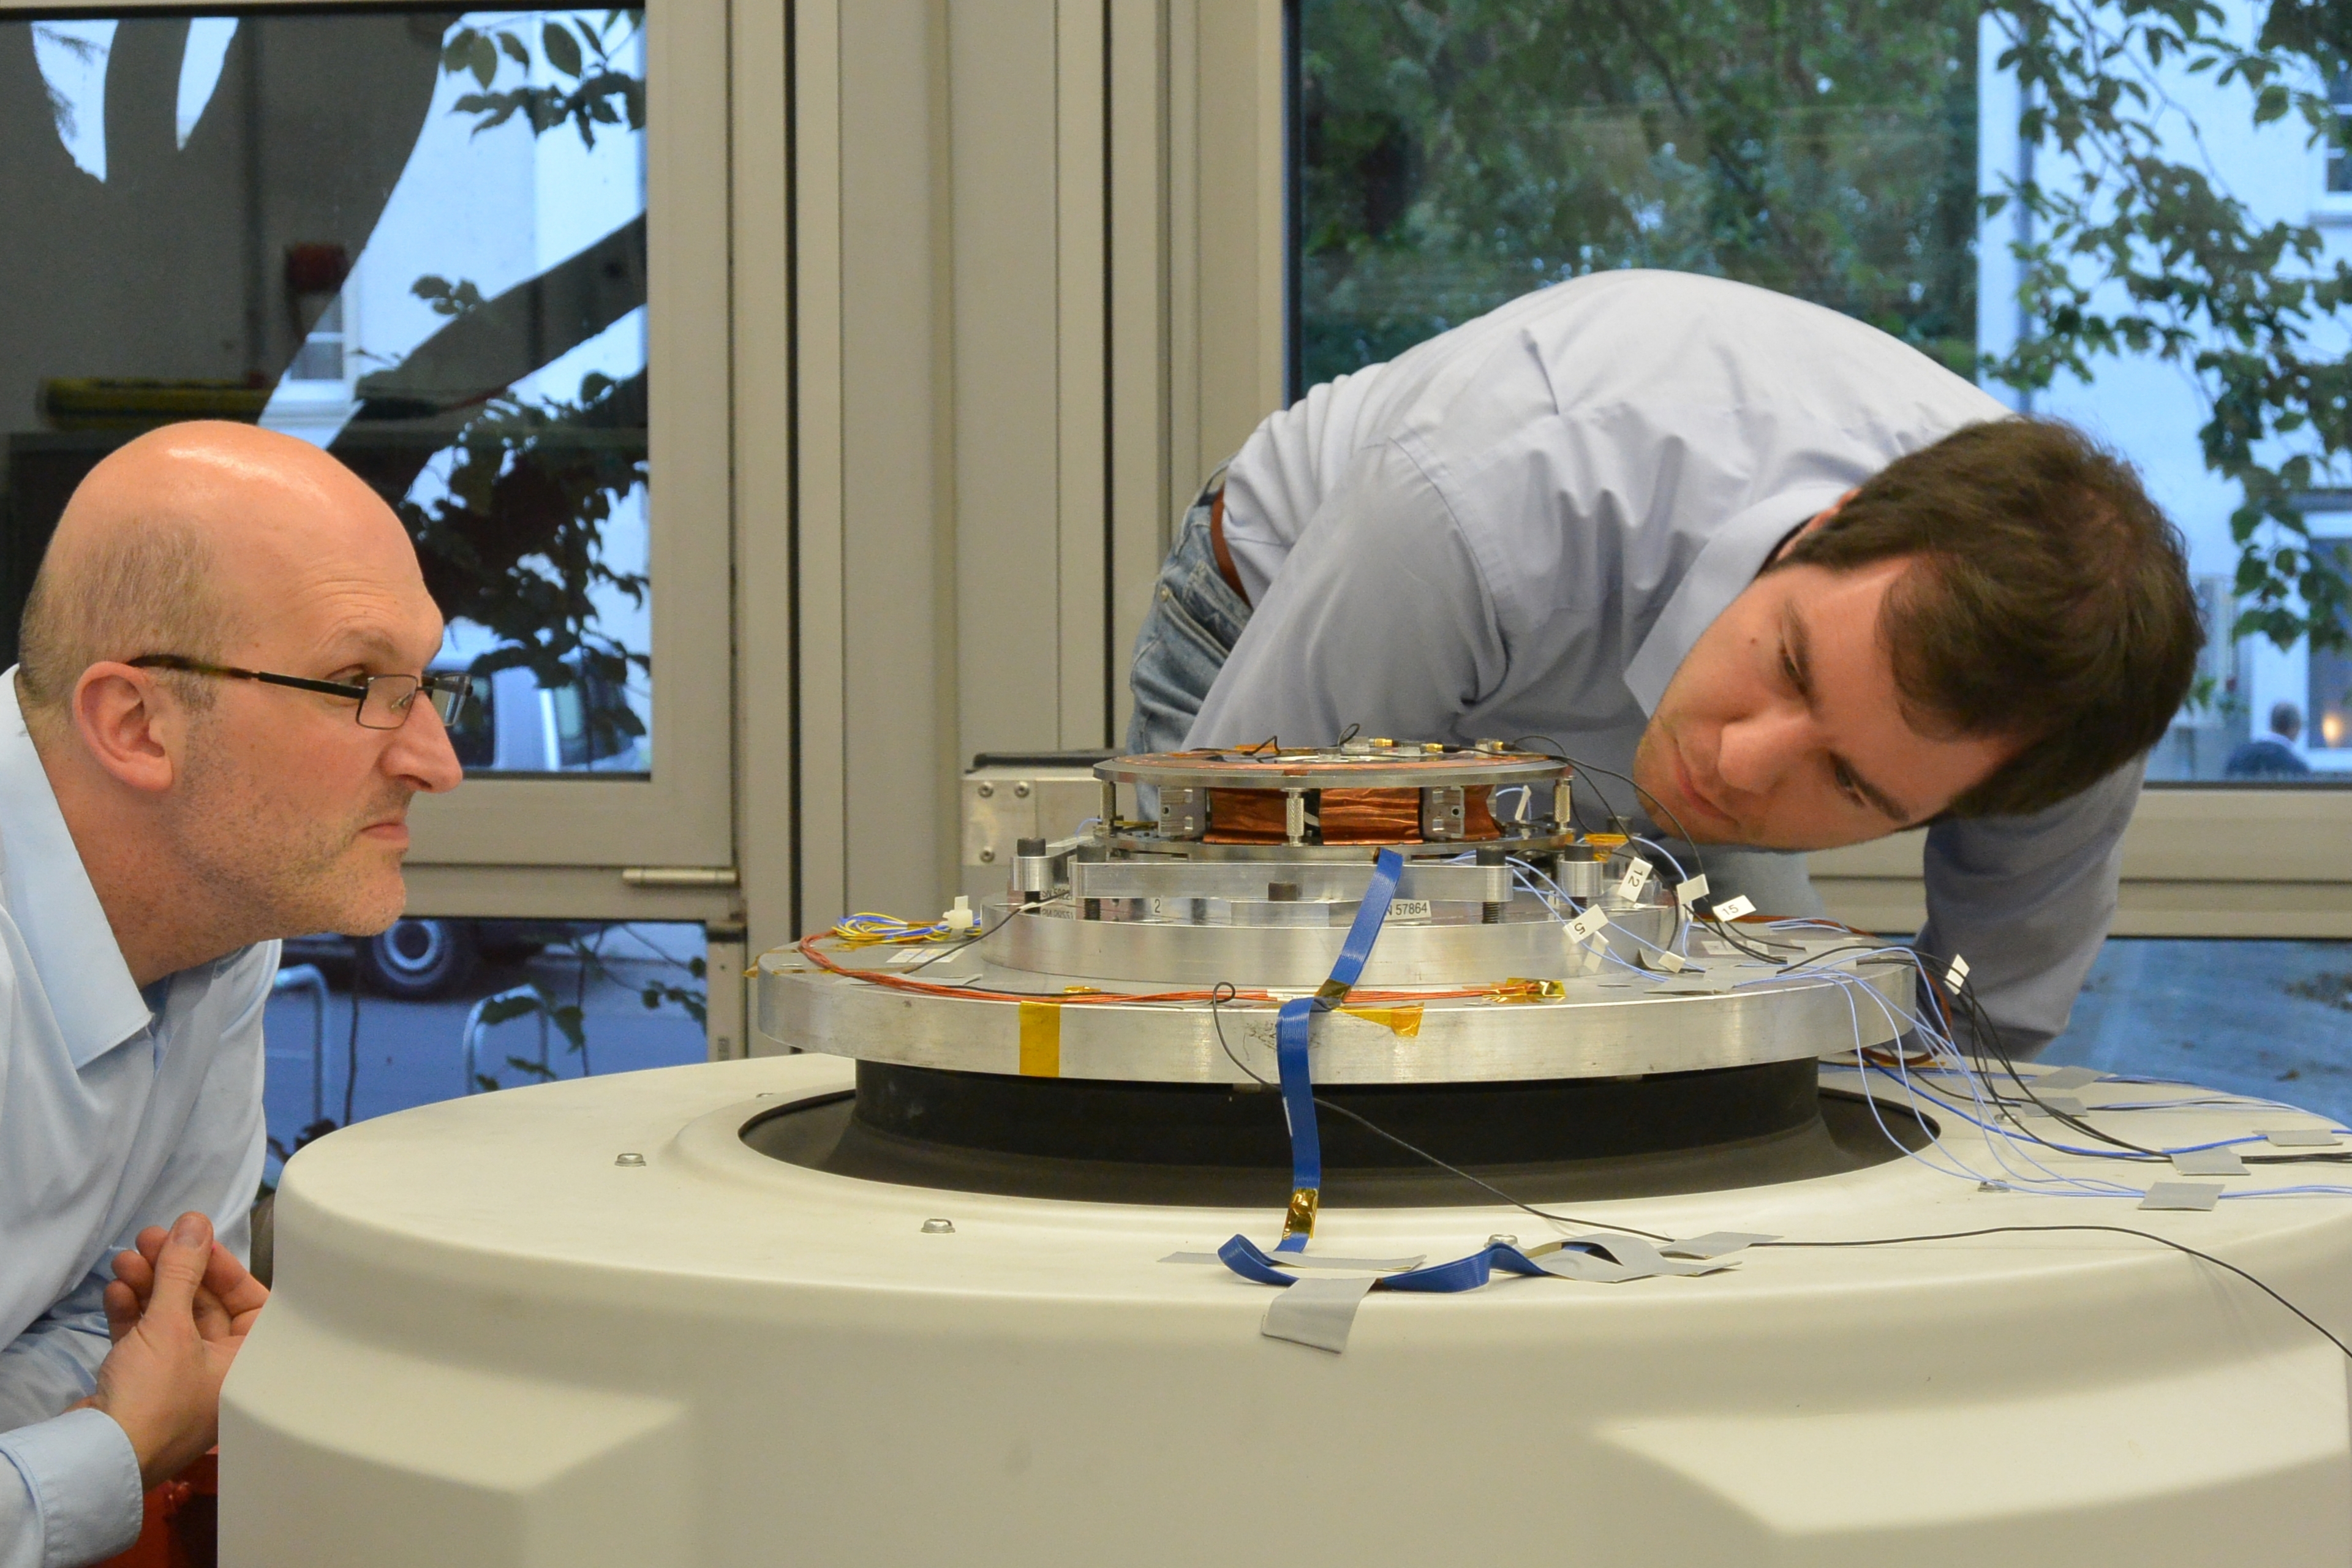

{"left": 543, "top": 20, "right": 583, "bottom": 77}
{"left": 478, "top": 994, "right": 543, "bottom": 1027}
{"left": 469, "top": 31, "right": 499, "bottom": 89}
{"left": 2256, "top": 83, "right": 2290, "bottom": 124}
{"left": 499, "top": 31, "right": 530, "bottom": 68}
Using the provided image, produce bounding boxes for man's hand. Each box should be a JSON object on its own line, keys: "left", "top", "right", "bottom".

{"left": 88, "top": 1212, "right": 261, "bottom": 1489}
{"left": 105, "top": 1222, "right": 267, "bottom": 1345}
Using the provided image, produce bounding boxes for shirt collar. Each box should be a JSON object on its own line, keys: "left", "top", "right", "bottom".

{"left": 1621, "top": 484, "right": 1852, "bottom": 717}
{"left": 0, "top": 671, "right": 153, "bottom": 1066}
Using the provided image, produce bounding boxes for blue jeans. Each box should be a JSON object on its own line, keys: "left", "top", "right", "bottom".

{"left": 1125, "top": 481, "right": 1252, "bottom": 755}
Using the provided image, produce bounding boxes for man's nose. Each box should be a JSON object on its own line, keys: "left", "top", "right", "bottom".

{"left": 386, "top": 699, "right": 465, "bottom": 793}
{"left": 1715, "top": 705, "right": 1813, "bottom": 797}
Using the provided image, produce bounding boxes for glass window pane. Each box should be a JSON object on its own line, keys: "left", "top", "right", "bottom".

{"left": 1296, "top": 2, "right": 1981, "bottom": 388}
{"left": 266, "top": 919, "right": 709, "bottom": 1180}
{"left": 1294, "top": 3, "right": 2350, "bottom": 790}
{"left": 1, "top": 8, "right": 649, "bottom": 778}
{"left": 2043, "top": 939, "right": 2352, "bottom": 1125}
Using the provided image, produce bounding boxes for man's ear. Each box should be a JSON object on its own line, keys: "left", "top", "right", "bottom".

{"left": 71, "top": 664, "right": 182, "bottom": 794}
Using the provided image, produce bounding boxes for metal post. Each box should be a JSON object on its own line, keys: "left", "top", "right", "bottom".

{"left": 271, "top": 964, "right": 329, "bottom": 1125}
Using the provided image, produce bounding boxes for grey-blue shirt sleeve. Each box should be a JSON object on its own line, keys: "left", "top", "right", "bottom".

{"left": 1917, "top": 759, "right": 2141, "bottom": 1057}
{"left": 0, "top": 1404, "right": 143, "bottom": 1568}
{"left": 1186, "top": 440, "right": 1506, "bottom": 749}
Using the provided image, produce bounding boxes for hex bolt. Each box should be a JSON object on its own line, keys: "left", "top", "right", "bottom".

{"left": 977, "top": 782, "right": 995, "bottom": 798}
{"left": 614, "top": 1153, "right": 646, "bottom": 1167}
{"left": 1488, "top": 1233, "right": 1518, "bottom": 1248}
{"left": 921, "top": 1218, "right": 956, "bottom": 1234}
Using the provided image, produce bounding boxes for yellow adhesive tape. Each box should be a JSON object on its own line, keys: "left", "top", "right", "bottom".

{"left": 1339, "top": 1005, "right": 1424, "bottom": 1038}
{"left": 1018, "top": 1001, "right": 1061, "bottom": 1077}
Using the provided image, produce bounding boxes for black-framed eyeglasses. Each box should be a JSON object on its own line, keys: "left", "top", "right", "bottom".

{"left": 128, "top": 655, "right": 473, "bottom": 731}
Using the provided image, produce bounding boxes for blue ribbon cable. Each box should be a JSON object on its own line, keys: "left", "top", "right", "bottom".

{"left": 1221, "top": 1232, "right": 1554, "bottom": 1291}
{"left": 1273, "top": 848, "right": 1406, "bottom": 1253}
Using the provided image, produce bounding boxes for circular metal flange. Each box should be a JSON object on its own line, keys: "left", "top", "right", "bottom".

{"left": 754, "top": 939, "right": 1909, "bottom": 1085}
{"left": 1098, "top": 745, "right": 1567, "bottom": 793}
{"left": 986, "top": 899, "right": 1679, "bottom": 986}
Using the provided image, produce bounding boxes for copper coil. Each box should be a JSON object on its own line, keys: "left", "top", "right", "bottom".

{"left": 1316, "top": 788, "right": 1422, "bottom": 843}
{"left": 1199, "top": 786, "right": 1501, "bottom": 845}
{"left": 1202, "top": 789, "right": 1291, "bottom": 843}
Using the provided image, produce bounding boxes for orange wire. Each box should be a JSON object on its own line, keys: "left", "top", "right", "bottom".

{"left": 792, "top": 933, "right": 1494, "bottom": 1006}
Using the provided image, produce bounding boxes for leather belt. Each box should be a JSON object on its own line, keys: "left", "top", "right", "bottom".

{"left": 1207, "top": 481, "right": 1248, "bottom": 603}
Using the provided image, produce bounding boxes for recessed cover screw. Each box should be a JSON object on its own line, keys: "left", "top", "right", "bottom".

{"left": 921, "top": 1218, "right": 956, "bottom": 1234}
{"left": 1488, "top": 1233, "right": 1518, "bottom": 1248}
{"left": 615, "top": 1153, "right": 646, "bottom": 1167}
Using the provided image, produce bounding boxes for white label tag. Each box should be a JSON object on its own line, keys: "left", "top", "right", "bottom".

{"left": 1567, "top": 908, "right": 1610, "bottom": 943}
{"left": 1616, "top": 859, "right": 1653, "bottom": 902}
{"left": 1654, "top": 950, "right": 1687, "bottom": 973}
{"left": 1711, "top": 894, "right": 1755, "bottom": 922}
{"left": 1387, "top": 899, "right": 1433, "bottom": 921}
{"left": 1943, "top": 955, "right": 1971, "bottom": 991}
{"left": 1675, "top": 874, "right": 1709, "bottom": 908}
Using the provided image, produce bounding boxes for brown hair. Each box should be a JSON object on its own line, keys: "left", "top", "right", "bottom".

{"left": 1772, "top": 417, "right": 2199, "bottom": 818}
{"left": 17, "top": 519, "right": 225, "bottom": 723}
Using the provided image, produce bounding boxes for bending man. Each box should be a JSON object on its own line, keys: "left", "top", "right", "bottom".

{"left": 1128, "top": 270, "right": 2200, "bottom": 1055}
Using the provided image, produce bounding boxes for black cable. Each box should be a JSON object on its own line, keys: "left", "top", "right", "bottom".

{"left": 1944, "top": 972, "right": 2165, "bottom": 1159}
{"left": 1211, "top": 988, "right": 2346, "bottom": 1357}
{"left": 1207, "top": 986, "right": 1675, "bottom": 1242}
{"left": 1506, "top": 735, "right": 1825, "bottom": 965}
{"left": 341, "top": 981, "right": 361, "bottom": 1127}
{"left": 1836, "top": 946, "right": 2171, "bottom": 1167}
{"left": 898, "top": 895, "right": 1064, "bottom": 974}
{"left": 1760, "top": 1224, "right": 2352, "bottom": 1363}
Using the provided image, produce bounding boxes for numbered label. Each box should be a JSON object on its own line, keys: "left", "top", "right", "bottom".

{"left": 1567, "top": 908, "right": 1611, "bottom": 943}
{"left": 1616, "top": 859, "right": 1654, "bottom": 902}
{"left": 1711, "top": 894, "right": 1755, "bottom": 922}
{"left": 1675, "top": 874, "right": 1709, "bottom": 908}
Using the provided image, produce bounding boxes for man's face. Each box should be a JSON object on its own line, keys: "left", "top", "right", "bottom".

{"left": 1631, "top": 557, "right": 2013, "bottom": 851}
{"left": 167, "top": 501, "right": 462, "bottom": 939}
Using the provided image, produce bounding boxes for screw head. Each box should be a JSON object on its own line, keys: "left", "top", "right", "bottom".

{"left": 979, "top": 848, "right": 996, "bottom": 863}
{"left": 1487, "top": 1232, "right": 1518, "bottom": 1248}
{"left": 977, "top": 782, "right": 995, "bottom": 798}
{"left": 921, "top": 1218, "right": 956, "bottom": 1234}
{"left": 1014, "top": 782, "right": 1031, "bottom": 797}
{"left": 615, "top": 1152, "right": 646, "bottom": 1167}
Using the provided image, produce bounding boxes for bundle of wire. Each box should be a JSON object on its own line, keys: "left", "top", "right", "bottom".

{"left": 1765, "top": 941, "right": 2352, "bottom": 1204}
{"left": 829, "top": 911, "right": 959, "bottom": 946}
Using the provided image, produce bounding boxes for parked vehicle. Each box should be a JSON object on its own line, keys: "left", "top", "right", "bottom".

{"left": 283, "top": 919, "right": 587, "bottom": 1001}
{"left": 442, "top": 661, "right": 647, "bottom": 775}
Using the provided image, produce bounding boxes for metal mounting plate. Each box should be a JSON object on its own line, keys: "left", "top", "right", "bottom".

{"left": 754, "top": 936, "right": 1908, "bottom": 1085}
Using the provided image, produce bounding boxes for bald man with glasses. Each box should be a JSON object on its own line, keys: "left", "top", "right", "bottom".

{"left": 0, "top": 421, "right": 463, "bottom": 1567}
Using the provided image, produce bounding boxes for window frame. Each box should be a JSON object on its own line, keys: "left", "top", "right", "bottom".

{"left": 0, "top": 0, "right": 738, "bottom": 882}
{"left": 2316, "top": 67, "right": 2352, "bottom": 222}
{"left": 1251, "top": 1, "right": 2352, "bottom": 938}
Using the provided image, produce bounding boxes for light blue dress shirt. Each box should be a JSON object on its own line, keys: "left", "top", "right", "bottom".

{"left": 1194, "top": 270, "right": 2139, "bottom": 1055}
{"left": 0, "top": 672, "right": 273, "bottom": 1568}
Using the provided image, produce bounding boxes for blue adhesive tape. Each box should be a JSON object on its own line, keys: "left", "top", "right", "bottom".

{"left": 1272, "top": 849, "right": 1406, "bottom": 1254}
